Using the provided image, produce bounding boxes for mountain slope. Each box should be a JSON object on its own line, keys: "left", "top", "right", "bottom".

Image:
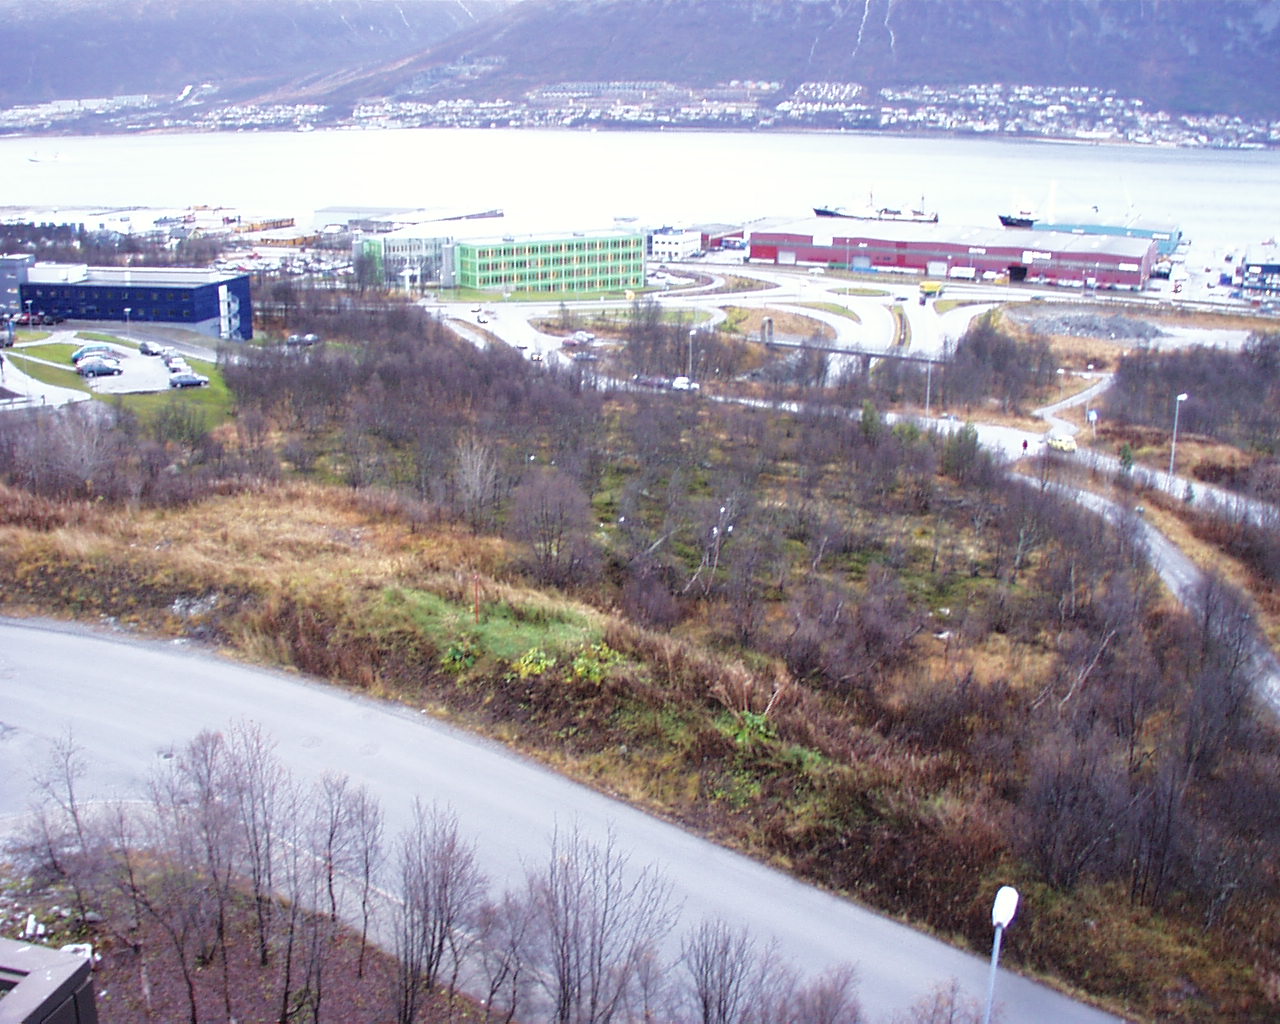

{"left": 305, "top": 0, "right": 1280, "bottom": 119}
{"left": 3, "top": 0, "right": 1277, "bottom": 122}
{"left": 0, "top": 0, "right": 512, "bottom": 107}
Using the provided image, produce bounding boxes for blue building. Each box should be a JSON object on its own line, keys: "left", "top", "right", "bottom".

{"left": 1022, "top": 215, "right": 1183, "bottom": 257}
{"left": 12, "top": 261, "right": 252, "bottom": 340}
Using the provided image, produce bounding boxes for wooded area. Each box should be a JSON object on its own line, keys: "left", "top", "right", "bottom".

{"left": 3, "top": 289, "right": 1280, "bottom": 1021}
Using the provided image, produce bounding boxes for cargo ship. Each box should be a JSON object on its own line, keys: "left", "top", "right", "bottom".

{"left": 814, "top": 195, "right": 937, "bottom": 223}
{"left": 998, "top": 210, "right": 1037, "bottom": 228}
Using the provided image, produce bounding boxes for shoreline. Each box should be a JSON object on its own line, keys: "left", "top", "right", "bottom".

{"left": 2, "top": 121, "right": 1276, "bottom": 154}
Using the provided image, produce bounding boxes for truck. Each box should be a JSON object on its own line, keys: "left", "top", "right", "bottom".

{"left": 919, "top": 280, "right": 943, "bottom": 304}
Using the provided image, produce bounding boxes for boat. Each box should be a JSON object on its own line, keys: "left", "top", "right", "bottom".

{"left": 998, "top": 211, "right": 1037, "bottom": 228}
{"left": 814, "top": 194, "right": 938, "bottom": 223}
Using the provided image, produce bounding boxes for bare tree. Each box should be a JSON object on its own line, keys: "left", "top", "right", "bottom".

{"left": 680, "top": 919, "right": 762, "bottom": 1024}
{"left": 528, "top": 824, "right": 678, "bottom": 1024}
{"left": 30, "top": 731, "right": 104, "bottom": 925}
{"left": 509, "top": 467, "right": 598, "bottom": 587}
{"left": 271, "top": 772, "right": 337, "bottom": 1024}
{"left": 165, "top": 729, "right": 242, "bottom": 1023}
{"left": 473, "top": 890, "right": 539, "bottom": 1024}
{"left": 454, "top": 431, "right": 501, "bottom": 529}
{"left": 1181, "top": 572, "right": 1258, "bottom": 777}
{"left": 347, "top": 784, "right": 385, "bottom": 979}
{"left": 888, "top": 978, "right": 986, "bottom": 1024}
{"left": 394, "top": 800, "right": 488, "bottom": 1023}
{"left": 786, "top": 965, "right": 861, "bottom": 1024}
{"left": 226, "top": 719, "right": 288, "bottom": 967}
{"left": 1018, "top": 727, "right": 1130, "bottom": 889}
{"left": 133, "top": 749, "right": 230, "bottom": 1024}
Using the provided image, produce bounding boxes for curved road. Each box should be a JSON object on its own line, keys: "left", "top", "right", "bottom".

{"left": 0, "top": 617, "right": 1126, "bottom": 1024}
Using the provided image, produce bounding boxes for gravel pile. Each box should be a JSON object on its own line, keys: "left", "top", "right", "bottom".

{"left": 1023, "top": 312, "right": 1166, "bottom": 340}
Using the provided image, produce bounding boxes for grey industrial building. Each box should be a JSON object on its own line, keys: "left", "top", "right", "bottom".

{"left": 1240, "top": 246, "right": 1280, "bottom": 297}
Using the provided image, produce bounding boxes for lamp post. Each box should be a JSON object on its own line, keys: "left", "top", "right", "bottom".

{"left": 24, "top": 298, "right": 33, "bottom": 325}
{"left": 123, "top": 306, "right": 131, "bottom": 342}
{"left": 687, "top": 329, "right": 695, "bottom": 378}
{"left": 1169, "top": 392, "right": 1188, "bottom": 480}
{"left": 982, "top": 885, "right": 1019, "bottom": 1024}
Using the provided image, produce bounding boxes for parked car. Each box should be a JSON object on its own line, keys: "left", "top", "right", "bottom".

{"left": 167, "top": 360, "right": 192, "bottom": 375}
{"left": 169, "top": 372, "right": 209, "bottom": 388}
{"left": 71, "top": 344, "right": 116, "bottom": 364}
{"left": 139, "top": 340, "right": 164, "bottom": 356}
{"left": 78, "top": 358, "right": 123, "bottom": 377}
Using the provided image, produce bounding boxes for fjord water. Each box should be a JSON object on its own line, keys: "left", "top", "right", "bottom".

{"left": 2, "top": 128, "right": 1277, "bottom": 253}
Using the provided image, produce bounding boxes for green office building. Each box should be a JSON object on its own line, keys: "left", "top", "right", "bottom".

{"left": 447, "top": 228, "right": 645, "bottom": 293}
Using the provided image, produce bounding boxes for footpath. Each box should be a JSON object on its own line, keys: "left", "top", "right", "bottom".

{"left": 0, "top": 351, "right": 88, "bottom": 410}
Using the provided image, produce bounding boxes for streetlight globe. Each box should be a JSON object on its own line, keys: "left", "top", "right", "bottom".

{"left": 992, "top": 885, "right": 1019, "bottom": 928}
{"left": 982, "top": 885, "right": 1019, "bottom": 1024}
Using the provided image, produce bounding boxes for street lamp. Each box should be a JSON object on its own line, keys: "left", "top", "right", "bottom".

{"left": 982, "top": 885, "right": 1019, "bottom": 1024}
{"left": 24, "top": 298, "right": 33, "bottom": 325}
{"left": 1169, "top": 392, "right": 1189, "bottom": 480}
{"left": 687, "top": 328, "right": 695, "bottom": 378}
{"left": 123, "top": 306, "right": 131, "bottom": 341}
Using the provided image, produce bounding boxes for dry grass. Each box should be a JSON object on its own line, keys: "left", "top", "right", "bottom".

{"left": 720, "top": 304, "right": 834, "bottom": 341}
{"left": 2, "top": 479, "right": 1275, "bottom": 1021}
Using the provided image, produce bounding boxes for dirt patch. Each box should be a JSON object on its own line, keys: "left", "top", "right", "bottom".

{"left": 721, "top": 305, "right": 835, "bottom": 342}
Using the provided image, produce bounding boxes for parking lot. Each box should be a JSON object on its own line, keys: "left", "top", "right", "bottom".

{"left": 6, "top": 326, "right": 214, "bottom": 397}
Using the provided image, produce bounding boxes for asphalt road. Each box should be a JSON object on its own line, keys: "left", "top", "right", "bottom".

{"left": 0, "top": 617, "right": 1127, "bottom": 1024}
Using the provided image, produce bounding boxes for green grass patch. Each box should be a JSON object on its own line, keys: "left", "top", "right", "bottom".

{"left": 4, "top": 352, "right": 88, "bottom": 391}
{"left": 935, "top": 299, "right": 992, "bottom": 315}
{"left": 113, "top": 376, "right": 234, "bottom": 425}
{"left": 890, "top": 305, "right": 911, "bottom": 347}
{"left": 821, "top": 275, "right": 890, "bottom": 297}
{"left": 75, "top": 331, "right": 129, "bottom": 344}
{"left": 709, "top": 274, "right": 771, "bottom": 294}
{"left": 381, "top": 586, "right": 598, "bottom": 664}
{"left": 795, "top": 301, "right": 862, "bottom": 322}
{"left": 17, "top": 341, "right": 85, "bottom": 364}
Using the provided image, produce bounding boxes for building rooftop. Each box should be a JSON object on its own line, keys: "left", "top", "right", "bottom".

{"left": 1242, "top": 245, "right": 1280, "bottom": 267}
{"left": 28, "top": 263, "right": 248, "bottom": 286}
{"left": 756, "top": 217, "right": 1155, "bottom": 258}
{"left": 455, "top": 224, "right": 645, "bottom": 247}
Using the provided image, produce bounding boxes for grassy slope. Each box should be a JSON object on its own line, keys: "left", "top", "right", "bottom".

{"left": 0, "top": 480, "right": 1269, "bottom": 1023}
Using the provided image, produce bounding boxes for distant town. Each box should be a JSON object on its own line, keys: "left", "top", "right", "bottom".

{"left": 3, "top": 79, "right": 1277, "bottom": 150}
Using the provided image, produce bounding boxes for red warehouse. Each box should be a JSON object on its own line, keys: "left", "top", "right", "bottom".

{"left": 747, "top": 219, "right": 1157, "bottom": 290}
